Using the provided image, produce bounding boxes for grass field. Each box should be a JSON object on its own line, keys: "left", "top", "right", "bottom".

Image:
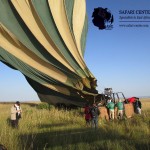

{"left": 0, "top": 99, "right": 149, "bottom": 150}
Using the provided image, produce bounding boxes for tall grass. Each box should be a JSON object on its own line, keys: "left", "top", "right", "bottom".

{"left": 0, "top": 102, "right": 149, "bottom": 150}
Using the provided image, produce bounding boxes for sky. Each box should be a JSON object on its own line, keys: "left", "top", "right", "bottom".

{"left": 0, "top": 0, "right": 150, "bottom": 101}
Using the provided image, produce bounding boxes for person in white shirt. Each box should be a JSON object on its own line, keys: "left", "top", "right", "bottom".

{"left": 11, "top": 101, "right": 22, "bottom": 128}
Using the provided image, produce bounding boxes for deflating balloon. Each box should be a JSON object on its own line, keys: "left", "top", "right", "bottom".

{"left": 0, "top": 0, "right": 98, "bottom": 106}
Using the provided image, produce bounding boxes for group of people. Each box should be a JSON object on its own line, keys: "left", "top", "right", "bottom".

{"left": 84, "top": 97, "right": 142, "bottom": 127}
{"left": 10, "top": 98, "right": 141, "bottom": 129}
{"left": 84, "top": 99, "right": 125, "bottom": 128}
{"left": 10, "top": 101, "right": 22, "bottom": 128}
{"left": 106, "top": 99, "right": 124, "bottom": 120}
{"left": 84, "top": 103, "right": 100, "bottom": 129}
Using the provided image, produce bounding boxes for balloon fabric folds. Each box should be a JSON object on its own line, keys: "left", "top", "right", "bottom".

{"left": 0, "top": 0, "right": 98, "bottom": 106}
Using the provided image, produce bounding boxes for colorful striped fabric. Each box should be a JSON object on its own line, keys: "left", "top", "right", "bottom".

{"left": 0, "top": 0, "right": 98, "bottom": 106}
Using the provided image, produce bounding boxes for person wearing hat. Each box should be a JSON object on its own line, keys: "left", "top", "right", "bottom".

{"left": 10, "top": 101, "right": 22, "bottom": 128}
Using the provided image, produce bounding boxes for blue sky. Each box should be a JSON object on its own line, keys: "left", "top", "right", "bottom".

{"left": 0, "top": 0, "right": 150, "bottom": 101}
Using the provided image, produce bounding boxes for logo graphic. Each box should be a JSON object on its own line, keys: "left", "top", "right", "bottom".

{"left": 92, "top": 7, "right": 114, "bottom": 30}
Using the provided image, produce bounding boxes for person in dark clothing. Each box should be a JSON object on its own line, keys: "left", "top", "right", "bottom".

{"left": 135, "top": 99, "right": 142, "bottom": 114}
{"left": 90, "top": 103, "right": 100, "bottom": 129}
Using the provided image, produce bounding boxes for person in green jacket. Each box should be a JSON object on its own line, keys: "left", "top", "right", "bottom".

{"left": 107, "top": 100, "right": 115, "bottom": 120}
{"left": 116, "top": 99, "right": 124, "bottom": 120}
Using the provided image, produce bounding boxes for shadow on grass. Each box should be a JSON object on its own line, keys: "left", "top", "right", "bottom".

{"left": 18, "top": 126, "right": 130, "bottom": 150}
{"left": 19, "top": 124, "right": 150, "bottom": 150}
{"left": 37, "top": 123, "right": 70, "bottom": 129}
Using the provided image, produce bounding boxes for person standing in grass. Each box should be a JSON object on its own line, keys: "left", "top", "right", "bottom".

{"left": 116, "top": 99, "right": 124, "bottom": 120}
{"left": 135, "top": 98, "right": 142, "bottom": 114}
{"left": 10, "top": 101, "right": 22, "bottom": 128}
{"left": 107, "top": 100, "right": 115, "bottom": 120}
{"left": 84, "top": 103, "right": 92, "bottom": 127}
{"left": 90, "top": 103, "right": 100, "bottom": 129}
